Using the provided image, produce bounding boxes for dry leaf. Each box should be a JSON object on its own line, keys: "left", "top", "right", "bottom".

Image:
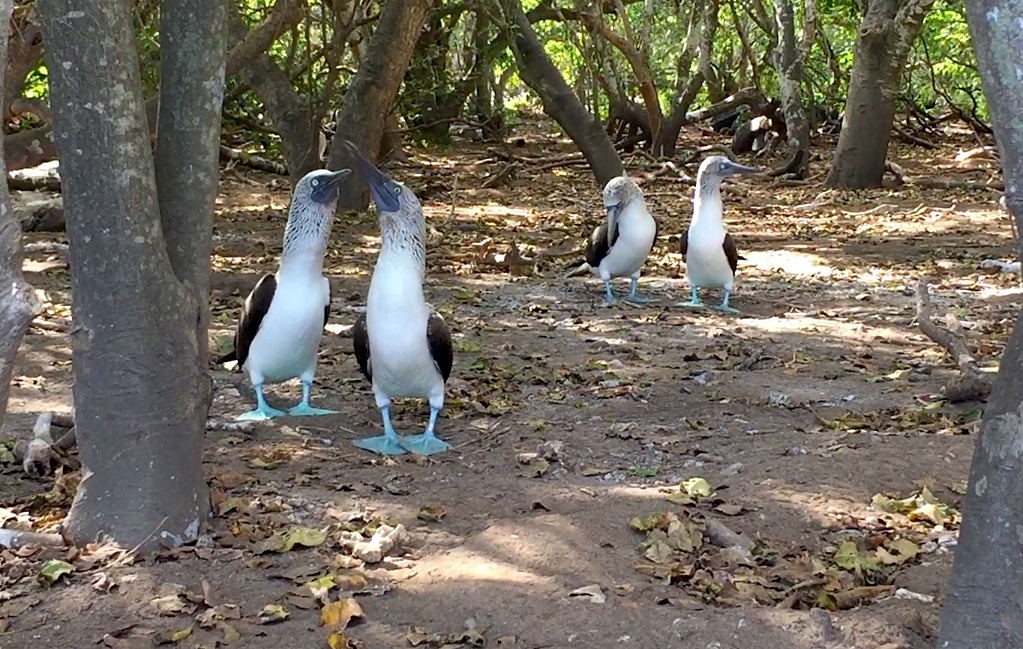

{"left": 320, "top": 597, "right": 364, "bottom": 630}
{"left": 567, "top": 584, "right": 606, "bottom": 604}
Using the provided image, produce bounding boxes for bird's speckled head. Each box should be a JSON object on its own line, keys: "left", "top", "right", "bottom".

{"left": 602, "top": 174, "right": 643, "bottom": 208}
{"left": 697, "top": 156, "right": 757, "bottom": 193}
{"left": 282, "top": 167, "right": 351, "bottom": 258}
{"left": 295, "top": 168, "right": 351, "bottom": 205}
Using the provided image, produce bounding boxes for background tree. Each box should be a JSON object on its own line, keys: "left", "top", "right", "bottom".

{"left": 936, "top": 1, "right": 1023, "bottom": 645}
{"left": 37, "top": 0, "right": 227, "bottom": 550}
{"left": 0, "top": 0, "right": 40, "bottom": 434}
{"left": 328, "top": 0, "right": 434, "bottom": 210}
{"left": 824, "top": 0, "right": 936, "bottom": 188}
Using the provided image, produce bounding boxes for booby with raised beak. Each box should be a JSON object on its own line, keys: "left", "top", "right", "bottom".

{"left": 218, "top": 167, "right": 351, "bottom": 421}
{"left": 346, "top": 142, "right": 454, "bottom": 456}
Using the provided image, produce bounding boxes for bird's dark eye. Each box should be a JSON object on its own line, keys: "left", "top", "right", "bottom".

{"left": 394, "top": 186, "right": 402, "bottom": 195}
{"left": 312, "top": 179, "right": 320, "bottom": 186}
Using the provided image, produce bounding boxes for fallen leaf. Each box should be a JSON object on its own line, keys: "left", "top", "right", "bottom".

{"left": 681, "top": 477, "right": 713, "bottom": 499}
{"left": 37, "top": 558, "right": 75, "bottom": 585}
{"left": 282, "top": 527, "right": 328, "bottom": 551}
{"left": 568, "top": 584, "right": 606, "bottom": 604}
{"left": 320, "top": 597, "right": 364, "bottom": 630}
{"left": 417, "top": 505, "right": 447, "bottom": 523}
{"left": 257, "top": 603, "right": 289, "bottom": 624}
{"left": 714, "top": 503, "right": 744, "bottom": 516}
{"left": 219, "top": 622, "right": 240, "bottom": 644}
{"left": 155, "top": 626, "right": 192, "bottom": 645}
{"left": 327, "top": 630, "right": 357, "bottom": 649}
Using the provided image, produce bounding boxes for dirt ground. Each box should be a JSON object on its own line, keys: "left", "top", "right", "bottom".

{"left": 1, "top": 117, "right": 1015, "bottom": 649}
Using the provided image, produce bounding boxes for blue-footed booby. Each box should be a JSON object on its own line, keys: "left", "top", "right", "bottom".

{"left": 217, "top": 167, "right": 351, "bottom": 421}
{"left": 679, "top": 156, "right": 757, "bottom": 315}
{"left": 569, "top": 174, "right": 658, "bottom": 304}
{"left": 345, "top": 141, "right": 454, "bottom": 457}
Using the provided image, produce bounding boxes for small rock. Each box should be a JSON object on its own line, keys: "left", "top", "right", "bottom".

{"left": 721, "top": 462, "right": 744, "bottom": 476}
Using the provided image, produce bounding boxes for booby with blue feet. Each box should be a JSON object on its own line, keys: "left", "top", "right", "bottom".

{"left": 345, "top": 141, "right": 454, "bottom": 457}
{"left": 679, "top": 155, "right": 757, "bottom": 315}
{"left": 568, "top": 174, "right": 658, "bottom": 304}
{"left": 217, "top": 167, "right": 351, "bottom": 421}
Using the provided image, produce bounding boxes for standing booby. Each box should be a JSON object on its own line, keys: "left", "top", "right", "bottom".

{"left": 679, "top": 155, "right": 757, "bottom": 314}
{"left": 569, "top": 174, "right": 658, "bottom": 303}
{"left": 217, "top": 167, "right": 351, "bottom": 421}
{"left": 345, "top": 141, "right": 454, "bottom": 456}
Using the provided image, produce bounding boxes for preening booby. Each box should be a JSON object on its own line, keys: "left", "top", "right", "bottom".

{"left": 217, "top": 167, "right": 351, "bottom": 421}
{"left": 345, "top": 141, "right": 454, "bottom": 456}
{"left": 679, "top": 155, "right": 757, "bottom": 315}
{"left": 569, "top": 174, "right": 658, "bottom": 303}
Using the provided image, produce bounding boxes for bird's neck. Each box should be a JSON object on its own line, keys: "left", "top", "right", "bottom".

{"left": 378, "top": 218, "right": 427, "bottom": 280}
{"left": 278, "top": 247, "right": 326, "bottom": 280}
{"left": 692, "top": 179, "right": 724, "bottom": 230}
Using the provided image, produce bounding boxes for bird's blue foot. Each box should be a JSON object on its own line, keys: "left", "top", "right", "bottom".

{"left": 715, "top": 290, "right": 742, "bottom": 315}
{"left": 287, "top": 381, "right": 337, "bottom": 416}
{"left": 623, "top": 278, "right": 653, "bottom": 304}
{"left": 352, "top": 405, "right": 408, "bottom": 455}
{"left": 398, "top": 434, "right": 451, "bottom": 456}
{"left": 602, "top": 279, "right": 617, "bottom": 304}
{"left": 676, "top": 286, "right": 704, "bottom": 309}
{"left": 352, "top": 434, "right": 408, "bottom": 455}
{"left": 236, "top": 384, "right": 287, "bottom": 421}
{"left": 287, "top": 403, "right": 336, "bottom": 417}
{"left": 398, "top": 408, "right": 450, "bottom": 455}
{"left": 236, "top": 405, "right": 287, "bottom": 421}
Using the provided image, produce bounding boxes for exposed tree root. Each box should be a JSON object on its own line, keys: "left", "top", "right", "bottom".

{"left": 13, "top": 411, "right": 78, "bottom": 478}
{"left": 886, "top": 160, "right": 1003, "bottom": 191}
{"left": 915, "top": 279, "right": 992, "bottom": 403}
{"left": 219, "top": 144, "right": 289, "bottom": 175}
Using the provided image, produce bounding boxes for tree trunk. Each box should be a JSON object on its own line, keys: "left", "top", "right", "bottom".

{"left": 38, "top": 0, "right": 226, "bottom": 552}
{"left": 495, "top": 0, "right": 623, "bottom": 187}
{"left": 936, "top": 1, "right": 1023, "bottom": 645}
{"left": 328, "top": 0, "right": 433, "bottom": 211}
{"left": 770, "top": 0, "right": 812, "bottom": 178}
{"left": 0, "top": 0, "right": 42, "bottom": 435}
{"left": 824, "top": 0, "right": 934, "bottom": 188}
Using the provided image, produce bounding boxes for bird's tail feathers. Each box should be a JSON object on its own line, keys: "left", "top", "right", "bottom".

{"left": 564, "top": 260, "right": 592, "bottom": 278}
{"left": 214, "top": 349, "right": 237, "bottom": 366}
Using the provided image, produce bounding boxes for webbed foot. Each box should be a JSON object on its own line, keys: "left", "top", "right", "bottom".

{"left": 352, "top": 434, "right": 408, "bottom": 456}
{"left": 398, "top": 432, "right": 451, "bottom": 456}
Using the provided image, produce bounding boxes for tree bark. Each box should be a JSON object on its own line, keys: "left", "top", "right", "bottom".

{"left": 0, "top": 0, "right": 42, "bottom": 435}
{"left": 328, "top": 0, "right": 433, "bottom": 210}
{"left": 824, "top": 0, "right": 934, "bottom": 188}
{"left": 494, "top": 0, "right": 623, "bottom": 187}
{"left": 769, "top": 0, "right": 813, "bottom": 178}
{"left": 936, "top": 1, "right": 1023, "bottom": 646}
{"left": 38, "top": 0, "right": 225, "bottom": 552}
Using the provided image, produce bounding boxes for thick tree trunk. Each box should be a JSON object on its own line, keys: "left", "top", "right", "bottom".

{"left": 328, "top": 0, "right": 433, "bottom": 210}
{"left": 495, "top": 0, "right": 623, "bottom": 186}
{"left": 0, "top": 0, "right": 41, "bottom": 434}
{"left": 824, "top": 0, "right": 934, "bottom": 188}
{"left": 38, "top": 0, "right": 226, "bottom": 552}
{"left": 936, "top": 1, "right": 1023, "bottom": 646}
{"left": 770, "top": 0, "right": 813, "bottom": 178}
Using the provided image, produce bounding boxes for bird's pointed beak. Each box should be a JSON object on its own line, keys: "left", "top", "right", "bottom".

{"left": 344, "top": 140, "right": 400, "bottom": 213}
{"left": 312, "top": 168, "right": 351, "bottom": 203}
{"left": 720, "top": 161, "right": 759, "bottom": 176}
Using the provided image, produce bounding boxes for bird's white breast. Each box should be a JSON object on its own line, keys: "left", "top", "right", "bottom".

{"left": 366, "top": 254, "right": 442, "bottom": 399}
{"left": 599, "top": 201, "right": 657, "bottom": 278}
{"left": 246, "top": 267, "right": 329, "bottom": 383}
{"left": 686, "top": 193, "right": 735, "bottom": 289}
